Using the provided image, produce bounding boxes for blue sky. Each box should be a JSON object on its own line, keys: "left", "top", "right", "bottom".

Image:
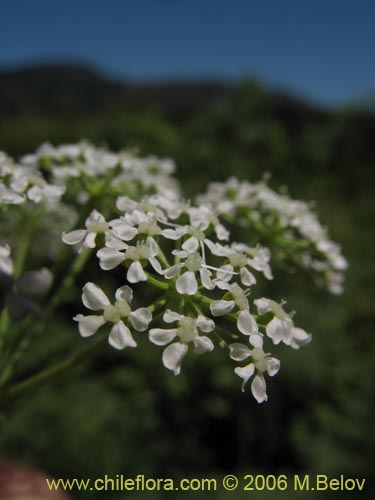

{"left": 0, "top": 0, "right": 374, "bottom": 105}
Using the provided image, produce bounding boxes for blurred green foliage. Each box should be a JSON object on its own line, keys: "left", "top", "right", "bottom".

{"left": 0, "top": 65, "right": 374, "bottom": 499}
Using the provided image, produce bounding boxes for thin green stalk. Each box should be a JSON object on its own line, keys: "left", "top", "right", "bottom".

{"left": 13, "top": 222, "right": 34, "bottom": 277}
{"left": 0, "top": 249, "right": 92, "bottom": 388}
{"left": 0, "top": 308, "right": 10, "bottom": 353}
{"left": 145, "top": 272, "right": 169, "bottom": 291}
{"left": 0, "top": 336, "right": 107, "bottom": 408}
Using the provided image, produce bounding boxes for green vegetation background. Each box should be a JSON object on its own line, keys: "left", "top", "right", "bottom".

{"left": 0, "top": 65, "right": 374, "bottom": 499}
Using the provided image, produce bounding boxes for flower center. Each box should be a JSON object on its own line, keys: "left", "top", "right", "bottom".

{"left": 103, "top": 304, "right": 121, "bottom": 323}
{"left": 270, "top": 301, "right": 289, "bottom": 319}
{"left": 103, "top": 301, "right": 131, "bottom": 323}
{"left": 125, "top": 245, "right": 150, "bottom": 261}
{"left": 178, "top": 317, "right": 198, "bottom": 343}
{"left": 138, "top": 221, "right": 160, "bottom": 236}
{"left": 188, "top": 226, "right": 205, "bottom": 241}
{"left": 185, "top": 253, "right": 202, "bottom": 272}
{"left": 251, "top": 347, "right": 268, "bottom": 372}
{"left": 228, "top": 252, "right": 247, "bottom": 268}
{"left": 231, "top": 284, "right": 248, "bottom": 310}
{"left": 87, "top": 221, "right": 109, "bottom": 233}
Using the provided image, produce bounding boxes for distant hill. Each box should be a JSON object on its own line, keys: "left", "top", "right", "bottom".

{"left": 0, "top": 63, "right": 373, "bottom": 198}
{"left": 0, "top": 63, "right": 322, "bottom": 122}
{"left": 0, "top": 63, "right": 235, "bottom": 119}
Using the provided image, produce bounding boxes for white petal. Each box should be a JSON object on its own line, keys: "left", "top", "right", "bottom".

{"left": 84, "top": 232, "right": 97, "bottom": 249}
{"left": 254, "top": 298, "right": 272, "bottom": 315}
{"left": 290, "top": 327, "right": 312, "bottom": 349}
{"left": 146, "top": 236, "right": 159, "bottom": 257}
{"left": 108, "top": 321, "right": 137, "bottom": 349}
{"left": 237, "top": 310, "right": 258, "bottom": 335}
{"left": 240, "top": 267, "right": 256, "bottom": 286}
{"left": 163, "top": 263, "right": 184, "bottom": 279}
{"left": 82, "top": 282, "right": 110, "bottom": 310}
{"left": 27, "top": 186, "right": 42, "bottom": 202}
{"left": 86, "top": 209, "right": 105, "bottom": 225}
{"left": 267, "top": 357, "right": 281, "bottom": 377}
{"left": 149, "top": 328, "right": 178, "bottom": 345}
{"left": 62, "top": 229, "right": 86, "bottom": 245}
{"left": 16, "top": 268, "right": 52, "bottom": 296}
{"left": 163, "top": 309, "right": 183, "bottom": 323}
{"left": 105, "top": 234, "right": 128, "bottom": 250}
{"left": 116, "top": 196, "right": 137, "bottom": 212}
{"left": 112, "top": 223, "right": 138, "bottom": 241}
{"left": 251, "top": 374, "right": 268, "bottom": 403}
{"left": 129, "top": 308, "right": 152, "bottom": 331}
{"left": 73, "top": 314, "right": 105, "bottom": 337}
{"left": 205, "top": 240, "right": 229, "bottom": 257}
{"left": 266, "top": 317, "right": 282, "bottom": 342}
{"left": 149, "top": 257, "right": 163, "bottom": 275}
{"left": 215, "top": 224, "right": 230, "bottom": 241}
{"left": 127, "top": 261, "right": 147, "bottom": 283}
{"left": 172, "top": 249, "right": 188, "bottom": 258}
{"left": 97, "top": 247, "right": 124, "bottom": 270}
{"left": 115, "top": 285, "right": 133, "bottom": 303}
{"left": 217, "top": 264, "right": 234, "bottom": 282}
{"left": 249, "top": 334, "right": 264, "bottom": 348}
{"left": 182, "top": 236, "right": 199, "bottom": 253}
{"left": 160, "top": 228, "right": 185, "bottom": 240}
{"left": 229, "top": 343, "right": 252, "bottom": 361}
{"left": 234, "top": 363, "right": 255, "bottom": 391}
{"left": 176, "top": 271, "right": 198, "bottom": 295}
{"left": 215, "top": 280, "right": 232, "bottom": 291}
{"left": 193, "top": 336, "right": 214, "bottom": 354}
{"left": 196, "top": 315, "right": 215, "bottom": 333}
{"left": 200, "top": 268, "right": 214, "bottom": 290}
{"left": 210, "top": 300, "right": 235, "bottom": 316}
{"left": 162, "top": 342, "right": 189, "bottom": 375}
{"left": 266, "top": 317, "right": 291, "bottom": 344}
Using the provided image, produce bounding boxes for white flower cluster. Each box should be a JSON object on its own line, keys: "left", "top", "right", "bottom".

{"left": 197, "top": 177, "right": 348, "bottom": 294}
{"left": 0, "top": 142, "right": 179, "bottom": 207}
{"left": 66, "top": 194, "right": 311, "bottom": 402}
{"left": 1, "top": 142, "right": 345, "bottom": 403}
{"left": 0, "top": 151, "right": 64, "bottom": 206}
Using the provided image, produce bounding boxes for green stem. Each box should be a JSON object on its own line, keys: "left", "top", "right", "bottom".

{"left": 13, "top": 222, "right": 34, "bottom": 277}
{"left": 157, "top": 247, "right": 171, "bottom": 269}
{"left": 147, "top": 296, "right": 167, "bottom": 314}
{"left": 50, "top": 248, "right": 92, "bottom": 309}
{"left": 0, "top": 308, "right": 10, "bottom": 353}
{"left": 146, "top": 272, "right": 169, "bottom": 291}
{"left": 0, "top": 249, "right": 92, "bottom": 388}
{"left": 0, "top": 336, "right": 107, "bottom": 408}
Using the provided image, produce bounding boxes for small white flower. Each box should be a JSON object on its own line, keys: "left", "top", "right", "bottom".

{"left": 254, "top": 297, "right": 311, "bottom": 348}
{"left": 62, "top": 210, "right": 110, "bottom": 253}
{"left": 210, "top": 282, "right": 259, "bottom": 336}
{"left": 205, "top": 241, "right": 258, "bottom": 286}
{"left": 97, "top": 236, "right": 163, "bottom": 282}
{"left": 0, "top": 244, "right": 13, "bottom": 275}
{"left": 163, "top": 251, "right": 213, "bottom": 295}
{"left": 149, "top": 310, "right": 215, "bottom": 375}
{"left": 229, "top": 341, "right": 280, "bottom": 403}
{"left": 188, "top": 205, "right": 230, "bottom": 241}
{"left": 74, "top": 282, "right": 152, "bottom": 349}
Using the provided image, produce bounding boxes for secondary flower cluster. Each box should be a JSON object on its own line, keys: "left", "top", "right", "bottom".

{"left": 0, "top": 143, "right": 179, "bottom": 259}
{"left": 65, "top": 194, "right": 311, "bottom": 402}
{"left": 197, "top": 177, "right": 348, "bottom": 294}
{"left": 0, "top": 142, "right": 178, "bottom": 206}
